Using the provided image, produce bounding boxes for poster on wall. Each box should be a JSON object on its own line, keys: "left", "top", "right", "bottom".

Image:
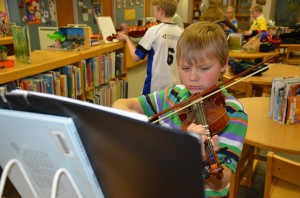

{"left": 25, "top": 0, "right": 42, "bottom": 24}
{"left": 0, "top": 0, "right": 9, "bottom": 35}
{"left": 124, "top": 8, "right": 136, "bottom": 20}
{"left": 117, "top": 0, "right": 121, "bottom": 9}
{"left": 48, "top": 0, "right": 57, "bottom": 22}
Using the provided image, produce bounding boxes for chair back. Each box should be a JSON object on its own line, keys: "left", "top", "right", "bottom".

{"left": 285, "top": 45, "right": 300, "bottom": 65}
{"left": 264, "top": 151, "right": 300, "bottom": 198}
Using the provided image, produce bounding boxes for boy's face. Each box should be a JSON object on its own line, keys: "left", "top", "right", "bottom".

{"left": 251, "top": 10, "right": 260, "bottom": 19}
{"left": 178, "top": 57, "right": 227, "bottom": 95}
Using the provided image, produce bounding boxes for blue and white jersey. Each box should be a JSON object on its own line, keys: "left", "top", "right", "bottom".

{"left": 135, "top": 22, "right": 183, "bottom": 95}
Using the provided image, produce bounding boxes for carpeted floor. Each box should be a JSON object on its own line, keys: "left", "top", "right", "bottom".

{"left": 238, "top": 160, "right": 266, "bottom": 198}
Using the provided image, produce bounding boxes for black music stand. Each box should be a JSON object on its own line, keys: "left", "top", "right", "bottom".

{"left": 0, "top": 90, "right": 204, "bottom": 198}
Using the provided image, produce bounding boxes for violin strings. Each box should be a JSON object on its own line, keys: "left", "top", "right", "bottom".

{"left": 193, "top": 102, "right": 216, "bottom": 162}
{"left": 151, "top": 63, "right": 272, "bottom": 124}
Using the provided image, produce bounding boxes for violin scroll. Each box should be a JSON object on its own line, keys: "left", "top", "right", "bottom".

{"left": 106, "top": 33, "right": 117, "bottom": 42}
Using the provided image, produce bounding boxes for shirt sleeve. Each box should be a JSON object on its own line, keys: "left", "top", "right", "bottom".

{"left": 218, "top": 98, "right": 248, "bottom": 173}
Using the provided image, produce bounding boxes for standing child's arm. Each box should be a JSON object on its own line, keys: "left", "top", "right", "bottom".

{"left": 117, "top": 33, "right": 141, "bottom": 62}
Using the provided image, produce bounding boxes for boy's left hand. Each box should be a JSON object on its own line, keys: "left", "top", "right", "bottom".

{"left": 187, "top": 123, "right": 219, "bottom": 159}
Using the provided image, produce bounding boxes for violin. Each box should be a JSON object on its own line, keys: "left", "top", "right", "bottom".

{"left": 148, "top": 54, "right": 278, "bottom": 180}
{"left": 106, "top": 33, "right": 118, "bottom": 42}
{"left": 178, "top": 91, "right": 230, "bottom": 179}
{"left": 125, "top": 21, "right": 159, "bottom": 38}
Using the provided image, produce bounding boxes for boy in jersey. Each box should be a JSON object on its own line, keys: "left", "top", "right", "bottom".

{"left": 113, "top": 21, "right": 248, "bottom": 197}
{"left": 117, "top": 0, "right": 183, "bottom": 95}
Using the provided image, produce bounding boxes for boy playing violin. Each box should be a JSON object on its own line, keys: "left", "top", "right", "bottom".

{"left": 117, "top": 0, "right": 183, "bottom": 95}
{"left": 113, "top": 21, "right": 248, "bottom": 197}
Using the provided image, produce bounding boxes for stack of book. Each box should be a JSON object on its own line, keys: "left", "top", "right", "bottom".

{"left": 2, "top": 64, "right": 81, "bottom": 99}
{"left": 82, "top": 51, "right": 125, "bottom": 91}
{"left": 269, "top": 77, "right": 300, "bottom": 124}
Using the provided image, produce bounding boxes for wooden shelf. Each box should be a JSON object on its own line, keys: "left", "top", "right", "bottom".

{"left": 0, "top": 50, "right": 81, "bottom": 84}
{"left": 0, "top": 36, "right": 13, "bottom": 45}
{"left": 0, "top": 42, "right": 127, "bottom": 102}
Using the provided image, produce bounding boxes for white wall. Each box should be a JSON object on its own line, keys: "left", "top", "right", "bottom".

{"left": 127, "top": 63, "right": 147, "bottom": 98}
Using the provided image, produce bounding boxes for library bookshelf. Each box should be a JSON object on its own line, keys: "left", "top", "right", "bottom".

{"left": 0, "top": 41, "right": 127, "bottom": 106}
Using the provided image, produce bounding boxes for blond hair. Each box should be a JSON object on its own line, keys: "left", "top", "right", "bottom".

{"left": 152, "top": 0, "right": 178, "bottom": 17}
{"left": 227, "top": 6, "right": 236, "bottom": 19}
{"left": 176, "top": 21, "right": 228, "bottom": 67}
{"left": 250, "top": 4, "right": 263, "bottom": 13}
{"left": 200, "top": 0, "right": 225, "bottom": 22}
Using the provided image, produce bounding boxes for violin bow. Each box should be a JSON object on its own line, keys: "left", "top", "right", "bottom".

{"left": 149, "top": 54, "right": 278, "bottom": 124}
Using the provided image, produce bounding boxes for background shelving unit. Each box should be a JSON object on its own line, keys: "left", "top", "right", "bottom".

{"left": 0, "top": 42, "right": 127, "bottom": 106}
{"left": 192, "top": 0, "right": 202, "bottom": 22}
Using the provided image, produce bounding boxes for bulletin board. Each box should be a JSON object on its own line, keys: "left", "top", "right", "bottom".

{"left": 114, "top": 0, "right": 145, "bottom": 27}
{"left": 76, "top": 0, "right": 102, "bottom": 34}
{"left": 6, "top": 0, "right": 58, "bottom": 51}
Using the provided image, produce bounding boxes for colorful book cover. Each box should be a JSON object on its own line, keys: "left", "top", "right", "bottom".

{"left": 110, "top": 51, "right": 116, "bottom": 79}
{"left": 60, "top": 74, "right": 68, "bottom": 97}
{"left": 93, "top": 57, "right": 100, "bottom": 87}
{"left": 82, "top": 59, "right": 88, "bottom": 91}
{"left": 42, "top": 74, "right": 55, "bottom": 94}
{"left": 76, "top": 67, "right": 82, "bottom": 96}
{"left": 286, "top": 82, "right": 300, "bottom": 124}
{"left": 86, "top": 59, "right": 93, "bottom": 89}
{"left": 61, "top": 65, "right": 75, "bottom": 98}
{"left": 98, "top": 55, "right": 103, "bottom": 85}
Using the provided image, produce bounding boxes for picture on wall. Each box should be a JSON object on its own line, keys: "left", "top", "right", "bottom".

{"left": 25, "top": 0, "right": 42, "bottom": 24}
{"left": 256, "top": 0, "right": 266, "bottom": 5}
{"left": 116, "top": 0, "right": 121, "bottom": 8}
{"left": 91, "top": 0, "right": 101, "bottom": 4}
{"left": 0, "top": 1, "right": 9, "bottom": 35}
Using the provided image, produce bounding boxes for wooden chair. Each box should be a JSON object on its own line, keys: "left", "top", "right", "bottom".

{"left": 285, "top": 45, "right": 300, "bottom": 65}
{"left": 229, "top": 144, "right": 254, "bottom": 198}
{"left": 264, "top": 151, "right": 300, "bottom": 198}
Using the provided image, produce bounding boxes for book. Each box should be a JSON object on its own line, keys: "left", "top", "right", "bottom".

{"left": 269, "top": 77, "right": 300, "bottom": 124}
{"left": 60, "top": 74, "right": 68, "bottom": 97}
{"left": 285, "top": 82, "right": 300, "bottom": 124}
{"left": 42, "top": 73, "right": 55, "bottom": 95}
